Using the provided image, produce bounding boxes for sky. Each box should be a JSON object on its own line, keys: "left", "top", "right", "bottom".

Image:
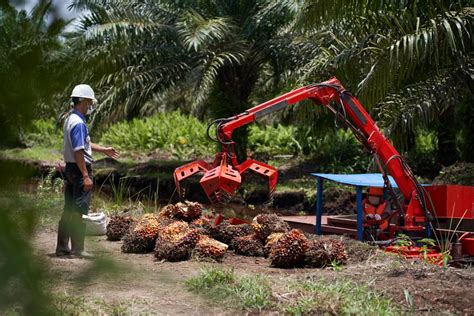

{"left": 14, "top": 0, "right": 86, "bottom": 32}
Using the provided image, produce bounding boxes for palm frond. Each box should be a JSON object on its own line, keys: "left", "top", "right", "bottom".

{"left": 375, "top": 64, "right": 469, "bottom": 149}
{"left": 177, "top": 9, "right": 237, "bottom": 52}
{"left": 191, "top": 43, "right": 249, "bottom": 111}
{"left": 357, "top": 10, "right": 473, "bottom": 104}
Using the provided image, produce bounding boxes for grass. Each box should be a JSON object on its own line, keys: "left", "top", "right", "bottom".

{"left": 51, "top": 292, "right": 151, "bottom": 315}
{"left": 185, "top": 268, "right": 399, "bottom": 315}
{"left": 283, "top": 277, "right": 399, "bottom": 315}
{"left": 99, "top": 111, "right": 215, "bottom": 160}
{"left": 185, "top": 267, "right": 272, "bottom": 311}
{"left": 0, "top": 147, "right": 62, "bottom": 162}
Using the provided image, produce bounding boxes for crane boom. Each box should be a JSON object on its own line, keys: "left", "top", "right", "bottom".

{"left": 175, "top": 77, "right": 429, "bottom": 231}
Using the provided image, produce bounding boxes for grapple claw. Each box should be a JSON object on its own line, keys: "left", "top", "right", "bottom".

{"left": 174, "top": 156, "right": 278, "bottom": 203}
{"left": 173, "top": 160, "right": 212, "bottom": 198}
{"left": 237, "top": 159, "right": 278, "bottom": 194}
{"left": 200, "top": 159, "right": 241, "bottom": 202}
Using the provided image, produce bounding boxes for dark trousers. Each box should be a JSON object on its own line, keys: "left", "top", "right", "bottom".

{"left": 56, "top": 163, "right": 93, "bottom": 255}
{"left": 64, "top": 163, "right": 93, "bottom": 215}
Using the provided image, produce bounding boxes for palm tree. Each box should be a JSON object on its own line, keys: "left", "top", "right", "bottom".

{"left": 68, "top": 0, "right": 311, "bottom": 161}
{"left": 282, "top": 0, "right": 473, "bottom": 165}
{"left": 0, "top": 0, "right": 68, "bottom": 145}
{"left": 0, "top": 2, "right": 69, "bottom": 314}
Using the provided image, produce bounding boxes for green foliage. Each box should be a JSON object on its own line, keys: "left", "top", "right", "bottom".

{"left": 0, "top": 1, "right": 69, "bottom": 146}
{"left": 415, "top": 130, "right": 437, "bottom": 154}
{"left": 37, "top": 168, "right": 63, "bottom": 197}
{"left": 186, "top": 267, "right": 272, "bottom": 311}
{"left": 284, "top": 278, "right": 398, "bottom": 315}
{"left": 52, "top": 292, "right": 149, "bottom": 315}
{"left": 186, "top": 267, "right": 236, "bottom": 293}
{"left": 288, "top": 0, "right": 474, "bottom": 163}
{"left": 70, "top": 0, "right": 313, "bottom": 160}
{"left": 0, "top": 2, "right": 69, "bottom": 314}
{"left": 99, "top": 111, "right": 214, "bottom": 159}
{"left": 11, "top": 114, "right": 376, "bottom": 175}
{"left": 22, "top": 119, "right": 62, "bottom": 149}
{"left": 0, "top": 190, "right": 53, "bottom": 315}
{"left": 68, "top": 0, "right": 300, "bottom": 119}
{"left": 297, "top": 128, "right": 370, "bottom": 173}
{"left": 394, "top": 233, "right": 413, "bottom": 247}
{"left": 0, "top": 147, "right": 62, "bottom": 162}
{"left": 248, "top": 124, "right": 301, "bottom": 156}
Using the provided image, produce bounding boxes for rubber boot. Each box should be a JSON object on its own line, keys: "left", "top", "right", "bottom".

{"left": 71, "top": 213, "right": 94, "bottom": 259}
{"left": 55, "top": 218, "right": 71, "bottom": 256}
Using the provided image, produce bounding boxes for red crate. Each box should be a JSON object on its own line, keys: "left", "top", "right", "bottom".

{"left": 424, "top": 185, "right": 474, "bottom": 219}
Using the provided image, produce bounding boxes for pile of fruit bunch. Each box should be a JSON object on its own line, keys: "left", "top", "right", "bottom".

{"left": 154, "top": 221, "right": 201, "bottom": 262}
{"left": 210, "top": 221, "right": 252, "bottom": 247}
{"left": 159, "top": 201, "right": 203, "bottom": 222}
{"left": 106, "top": 215, "right": 135, "bottom": 241}
{"left": 304, "top": 238, "right": 348, "bottom": 267}
{"left": 192, "top": 235, "right": 228, "bottom": 262}
{"left": 121, "top": 214, "right": 161, "bottom": 253}
{"left": 232, "top": 234, "right": 264, "bottom": 257}
{"left": 267, "top": 229, "right": 309, "bottom": 268}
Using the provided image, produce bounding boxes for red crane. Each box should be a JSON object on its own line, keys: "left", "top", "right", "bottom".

{"left": 174, "top": 78, "right": 431, "bottom": 232}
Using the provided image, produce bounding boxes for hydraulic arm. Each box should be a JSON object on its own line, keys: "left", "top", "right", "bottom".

{"left": 174, "top": 77, "right": 430, "bottom": 231}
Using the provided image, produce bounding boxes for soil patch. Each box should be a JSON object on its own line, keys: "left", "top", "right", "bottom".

{"left": 323, "top": 187, "right": 356, "bottom": 215}
{"left": 433, "top": 162, "right": 474, "bottom": 186}
{"left": 34, "top": 229, "right": 474, "bottom": 314}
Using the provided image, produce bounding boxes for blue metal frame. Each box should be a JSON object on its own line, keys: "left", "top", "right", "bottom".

{"left": 356, "top": 186, "right": 363, "bottom": 241}
{"left": 315, "top": 177, "right": 324, "bottom": 235}
{"left": 315, "top": 176, "right": 364, "bottom": 240}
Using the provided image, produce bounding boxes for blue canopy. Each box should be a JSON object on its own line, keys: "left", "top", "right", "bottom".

{"left": 310, "top": 173, "right": 398, "bottom": 188}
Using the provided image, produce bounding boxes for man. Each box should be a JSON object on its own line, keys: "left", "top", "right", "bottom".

{"left": 56, "top": 84, "right": 119, "bottom": 258}
{"left": 363, "top": 187, "right": 391, "bottom": 231}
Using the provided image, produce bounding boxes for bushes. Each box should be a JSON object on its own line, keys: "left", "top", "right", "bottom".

{"left": 22, "top": 119, "right": 62, "bottom": 149}
{"left": 99, "top": 111, "right": 214, "bottom": 159}
{"left": 296, "top": 128, "right": 370, "bottom": 173}
{"left": 18, "top": 113, "right": 375, "bottom": 172}
{"left": 248, "top": 124, "right": 301, "bottom": 156}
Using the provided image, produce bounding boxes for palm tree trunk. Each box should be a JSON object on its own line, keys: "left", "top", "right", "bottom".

{"left": 211, "top": 66, "right": 258, "bottom": 163}
{"left": 436, "top": 104, "right": 458, "bottom": 166}
{"left": 457, "top": 65, "right": 474, "bottom": 163}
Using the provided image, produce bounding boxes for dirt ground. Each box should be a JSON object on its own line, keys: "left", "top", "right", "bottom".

{"left": 34, "top": 227, "right": 474, "bottom": 315}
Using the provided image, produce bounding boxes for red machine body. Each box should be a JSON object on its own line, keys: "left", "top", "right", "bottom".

{"left": 174, "top": 77, "right": 452, "bottom": 232}
{"left": 424, "top": 185, "right": 474, "bottom": 219}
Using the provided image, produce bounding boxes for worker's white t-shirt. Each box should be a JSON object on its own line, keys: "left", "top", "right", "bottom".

{"left": 63, "top": 110, "right": 94, "bottom": 165}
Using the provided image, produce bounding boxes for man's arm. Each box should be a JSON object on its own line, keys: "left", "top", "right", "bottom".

{"left": 74, "top": 150, "right": 93, "bottom": 191}
{"left": 91, "top": 143, "right": 120, "bottom": 159}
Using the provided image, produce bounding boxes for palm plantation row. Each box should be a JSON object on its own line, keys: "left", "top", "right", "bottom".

{"left": 2, "top": 0, "right": 473, "bottom": 168}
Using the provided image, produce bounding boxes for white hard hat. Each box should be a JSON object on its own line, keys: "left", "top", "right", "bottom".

{"left": 71, "top": 84, "right": 97, "bottom": 102}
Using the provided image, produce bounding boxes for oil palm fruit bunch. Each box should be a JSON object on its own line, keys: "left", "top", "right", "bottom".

{"left": 121, "top": 213, "right": 161, "bottom": 253}
{"left": 210, "top": 221, "right": 252, "bottom": 246}
{"left": 304, "top": 239, "right": 331, "bottom": 268}
{"left": 304, "top": 238, "right": 348, "bottom": 268}
{"left": 268, "top": 229, "right": 309, "bottom": 268}
{"left": 154, "top": 228, "right": 201, "bottom": 262}
{"left": 192, "top": 236, "right": 228, "bottom": 262}
{"left": 264, "top": 232, "right": 284, "bottom": 257}
{"left": 158, "top": 202, "right": 203, "bottom": 222}
{"left": 157, "top": 221, "right": 189, "bottom": 241}
{"left": 183, "top": 201, "right": 203, "bottom": 221}
{"left": 156, "top": 216, "right": 176, "bottom": 228}
{"left": 190, "top": 217, "right": 213, "bottom": 235}
{"left": 232, "top": 234, "right": 265, "bottom": 257}
{"left": 158, "top": 203, "right": 183, "bottom": 219}
{"left": 252, "top": 214, "right": 289, "bottom": 242}
{"left": 106, "top": 215, "right": 135, "bottom": 241}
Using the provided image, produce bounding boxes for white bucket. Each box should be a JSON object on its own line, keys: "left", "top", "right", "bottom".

{"left": 82, "top": 212, "right": 107, "bottom": 236}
